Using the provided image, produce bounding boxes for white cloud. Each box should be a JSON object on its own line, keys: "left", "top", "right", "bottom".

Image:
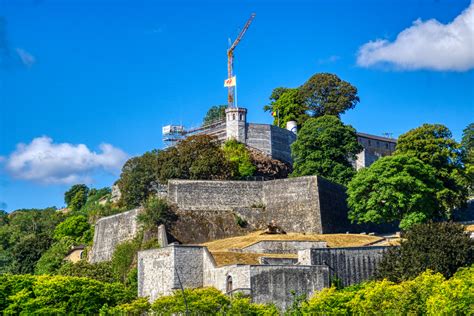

{"left": 357, "top": 2, "right": 474, "bottom": 71}
{"left": 4, "top": 136, "right": 128, "bottom": 184}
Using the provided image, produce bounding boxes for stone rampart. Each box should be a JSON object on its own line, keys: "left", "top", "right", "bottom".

{"left": 89, "top": 208, "right": 141, "bottom": 263}
{"left": 167, "top": 180, "right": 263, "bottom": 210}
{"left": 299, "top": 246, "right": 389, "bottom": 286}
{"left": 250, "top": 265, "right": 329, "bottom": 310}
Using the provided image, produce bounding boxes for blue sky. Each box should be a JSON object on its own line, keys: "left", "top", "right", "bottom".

{"left": 1, "top": 0, "right": 473, "bottom": 212}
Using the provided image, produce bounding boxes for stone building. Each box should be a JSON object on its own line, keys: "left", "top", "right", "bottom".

{"left": 138, "top": 243, "right": 389, "bottom": 310}
{"left": 186, "top": 106, "right": 396, "bottom": 168}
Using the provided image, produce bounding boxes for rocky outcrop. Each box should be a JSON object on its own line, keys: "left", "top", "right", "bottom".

{"left": 248, "top": 147, "right": 291, "bottom": 179}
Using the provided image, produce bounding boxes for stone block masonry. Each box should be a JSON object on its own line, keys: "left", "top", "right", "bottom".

{"left": 166, "top": 176, "right": 395, "bottom": 244}
{"left": 89, "top": 208, "right": 141, "bottom": 263}
{"left": 138, "top": 244, "right": 330, "bottom": 311}
{"left": 299, "top": 246, "right": 389, "bottom": 287}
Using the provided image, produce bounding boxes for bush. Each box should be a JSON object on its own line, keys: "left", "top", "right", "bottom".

{"left": 100, "top": 297, "right": 151, "bottom": 315}
{"left": 111, "top": 239, "right": 141, "bottom": 284}
{"left": 222, "top": 140, "right": 256, "bottom": 178}
{"left": 0, "top": 274, "right": 135, "bottom": 314}
{"left": 64, "top": 184, "right": 89, "bottom": 212}
{"left": 53, "top": 215, "right": 91, "bottom": 243}
{"left": 151, "top": 287, "right": 278, "bottom": 315}
{"left": 377, "top": 221, "right": 473, "bottom": 281}
{"left": 34, "top": 237, "right": 74, "bottom": 275}
{"left": 302, "top": 266, "right": 474, "bottom": 315}
{"left": 57, "top": 260, "right": 117, "bottom": 283}
{"left": 136, "top": 197, "right": 175, "bottom": 230}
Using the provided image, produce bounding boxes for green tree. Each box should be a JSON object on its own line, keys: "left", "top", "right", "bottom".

{"left": 298, "top": 73, "right": 360, "bottom": 117}
{"left": 118, "top": 135, "right": 233, "bottom": 208}
{"left": 117, "top": 150, "right": 161, "bottom": 208}
{"left": 0, "top": 274, "right": 135, "bottom": 314}
{"left": 64, "top": 184, "right": 89, "bottom": 211}
{"left": 377, "top": 222, "right": 473, "bottom": 281}
{"left": 58, "top": 261, "right": 117, "bottom": 283}
{"left": 203, "top": 105, "right": 227, "bottom": 125}
{"left": 137, "top": 197, "right": 175, "bottom": 230}
{"left": 347, "top": 155, "right": 444, "bottom": 230}
{"left": 53, "top": 215, "right": 91, "bottom": 243}
{"left": 291, "top": 115, "right": 362, "bottom": 185}
{"left": 222, "top": 140, "right": 256, "bottom": 178}
{"left": 34, "top": 237, "right": 75, "bottom": 275}
{"left": 395, "top": 124, "right": 469, "bottom": 213}
{"left": 264, "top": 88, "right": 308, "bottom": 129}
{"left": 461, "top": 123, "right": 474, "bottom": 195}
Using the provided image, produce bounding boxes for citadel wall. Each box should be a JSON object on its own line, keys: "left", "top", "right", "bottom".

{"left": 89, "top": 208, "right": 141, "bottom": 263}
{"left": 299, "top": 246, "right": 388, "bottom": 287}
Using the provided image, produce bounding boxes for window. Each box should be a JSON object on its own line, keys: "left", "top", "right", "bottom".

{"left": 385, "top": 143, "right": 389, "bottom": 149}
{"left": 232, "top": 114, "right": 236, "bottom": 120}
{"left": 239, "top": 114, "right": 242, "bottom": 120}
{"left": 226, "top": 275, "right": 233, "bottom": 293}
{"left": 368, "top": 140, "right": 372, "bottom": 146}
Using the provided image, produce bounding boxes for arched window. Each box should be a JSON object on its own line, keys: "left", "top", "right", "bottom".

{"left": 226, "top": 275, "right": 233, "bottom": 293}
{"left": 232, "top": 114, "right": 236, "bottom": 120}
{"left": 239, "top": 114, "right": 243, "bottom": 121}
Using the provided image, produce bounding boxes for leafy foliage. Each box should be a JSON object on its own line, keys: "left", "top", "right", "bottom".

{"left": 64, "top": 184, "right": 89, "bottom": 211}
{"left": 395, "top": 124, "right": 469, "bottom": 213}
{"left": 137, "top": 197, "right": 175, "bottom": 230}
{"left": 347, "top": 155, "right": 444, "bottom": 230}
{"left": 0, "top": 274, "right": 135, "bottom": 314}
{"left": 301, "top": 266, "right": 474, "bottom": 315}
{"left": 151, "top": 287, "right": 278, "bottom": 315}
{"left": 203, "top": 105, "right": 227, "bottom": 125}
{"left": 377, "top": 222, "right": 473, "bottom": 281}
{"left": 117, "top": 135, "right": 234, "bottom": 208}
{"left": 264, "top": 88, "right": 308, "bottom": 129}
{"left": 34, "top": 237, "right": 74, "bottom": 275}
{"left": 117, "top": 150, "right": 161, "bottom": 208}
{"left": 53, "top": 215, "right": 92, "bottom": 243}
{"left": 0, "top": 208, "right": 63, "bottom": 274}
{"left": 298, "top": 73, "right": 360, "bottom": 118}
{"left": 264, "top": 74, "right": 359, "bottom": 128}
{"left": 57, "top": 261, "right": 117, "bottom": 283}
{"left": 291, "top": 115, "right": 362, "bottom": 185}
{"left": 222, "top": 140, "right": 256, "bottom": 178}
{"left": 461, "top": 123, "right": 474, "bottom": 195}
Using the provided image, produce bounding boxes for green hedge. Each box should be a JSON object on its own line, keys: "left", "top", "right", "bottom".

{"left": 0, "top": 274, "right": 135, "bottom": 314}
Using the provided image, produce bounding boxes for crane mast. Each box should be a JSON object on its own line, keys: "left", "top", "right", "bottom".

{"left": 227, "top": 13, "right": 256, "bottom": 108}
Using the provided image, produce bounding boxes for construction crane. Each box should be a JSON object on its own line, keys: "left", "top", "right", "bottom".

{"left": 226, "top": 13, "right": 256, "bottom": 108}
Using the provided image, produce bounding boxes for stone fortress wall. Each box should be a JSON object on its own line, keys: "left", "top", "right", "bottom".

{"left": 138, "top": 243, "right": 389, "bottom": 310}
{"left": 89, "top": 208, "right": 141, "bottom": 263}
{"left": 138, "top": 244, "right": 331, "bottom": 311}
{"left": 90, "top": 176, "right": 396, "bottom": 262}
{"left": 167, "top": 176, "right": 395, "bottom": 241}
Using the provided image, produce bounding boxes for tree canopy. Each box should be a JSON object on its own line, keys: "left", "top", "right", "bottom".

{"left": 291, "top": 115, "right": 362, "bottom": 185}
{"left": 461, "top": 123, "right": 474, "bottom": 195}
{"left": 347, "top": 155, "right": 445, "bottom": 230}
{"left": 298, "top": 73, "right": 360, "bottom": 117}
{"left": 395, "top": 124, "right": 469, "bottom": 213}
{"left": 117, "top": 135, "right": 234, "bottom": 208}
{"left": 377, "top": 222, "right": 473, "bottom": 282}
{"left": 264, "top": 73, "right": 359, "bottom": 129}
{"left": 64, "top": 184, "right": 89, "bottom": 211}
{"left": 203, "top": 105, "right": 226, "bottom": 125}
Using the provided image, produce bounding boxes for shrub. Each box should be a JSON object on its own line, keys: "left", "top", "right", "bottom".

{"left": 222, "top": 140, "right": 256, "bottom": 178}
{"left": 57, "top": 260, "right": 117, "bottom": 283}
{"left": 302, "top": 267, "right": 474, "bottom": 315}
{"left": 53, "top": 215, "right": 91, "bottom": 243}
{"left": 137, "top": 197, "right": 175, "bottom": 230}
{"left": 151, "top": 287, "right": 278, "bottom": 315}
{"left": 377, "top": 221, "right": 473, "bottom": 281}
{"left": 34, "top": 237, "right": 74, "bottom": 275}
{"left": 0, "top": 274, "right": 135, "bottom": 314}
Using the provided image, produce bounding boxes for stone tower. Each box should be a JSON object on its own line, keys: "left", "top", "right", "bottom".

{"left": 225, "top": 107, "right": 247, "bottom": 143}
